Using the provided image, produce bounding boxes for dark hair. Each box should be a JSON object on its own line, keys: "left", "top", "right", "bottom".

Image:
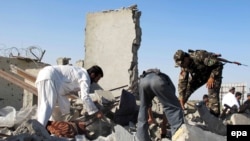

{"left": 87, "top": 65, "right": 104, "bottom": 77}
{"left": 203, "top": 94, "right": 208, "bottom": 99}
{"left": 235, "top": 92, "right": 242, "bottom": 97}
{"left": 229, "top": 87, "right": 235, "bottom": 92}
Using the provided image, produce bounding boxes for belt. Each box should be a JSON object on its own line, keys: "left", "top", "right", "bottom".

{"left": 140, "top": 69, "right": 162, "bottom": 78}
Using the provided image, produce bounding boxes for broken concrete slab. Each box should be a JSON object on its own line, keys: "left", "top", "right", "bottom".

{"left": 172, "top": 124, "right": 226, "bottom": 141}
{"left": 229, "top": 113, "right": 250, "bottom": 125}
{"left": 114, "top": 124, "right": 135, "bottom": 141}
{"left": 84, "top": 5, "right": 141, "bottom": 98}
{"left": 7, "top": 119, "right": 52, "bottom": 141}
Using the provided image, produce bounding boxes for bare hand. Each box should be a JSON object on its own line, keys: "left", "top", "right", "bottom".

{"left": 206, "top": 77, "right": 214, "bottom": 89}
{"left": 148, "top": 117, "right": 156, "bottom": 125}
{"left": 95, "top": 111, "right": 103, "bottom": 119}
{"left": 179, "top": 98, "right": 185, "bottom": 110}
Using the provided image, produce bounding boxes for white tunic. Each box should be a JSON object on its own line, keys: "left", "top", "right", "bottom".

{"left": 222, "top": 92, "right": 240, "bottom": 109}
{"left": 35, "top": 65, "right": 98, "bottom": 126}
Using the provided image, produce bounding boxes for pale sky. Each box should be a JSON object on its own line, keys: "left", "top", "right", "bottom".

{"left": 1, "top": 0, "right": 250, "bottom": 100}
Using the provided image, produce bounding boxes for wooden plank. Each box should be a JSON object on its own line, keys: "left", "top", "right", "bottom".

{"left": 0, "top": 69, "right": 37, "bottom": 95}
{"left": 10, "top": 64, "right": 36, "bottom": 83}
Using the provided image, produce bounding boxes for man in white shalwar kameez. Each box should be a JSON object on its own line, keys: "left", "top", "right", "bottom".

{"left": 35, "top": 65, "right": 104, "bottom": 126}
{"left": 222, "top": 87, "right": 240, "bottom": 110}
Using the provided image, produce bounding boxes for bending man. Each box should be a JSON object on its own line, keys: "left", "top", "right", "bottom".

{"left": 136, "top": 69, "right": 184, "bottom": 141}
{"left": 36, "top": 65, "right": 104, "bottom": 126}
{"left": 174, "top": 49, "right": 224, "bottom": 117}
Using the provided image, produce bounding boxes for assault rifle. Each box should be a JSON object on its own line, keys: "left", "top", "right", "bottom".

{"left": 188, "top": 49, "right": 248, "bottom": 66}
{"left": 217, "top": 57, "right": 248, "bottom": 66}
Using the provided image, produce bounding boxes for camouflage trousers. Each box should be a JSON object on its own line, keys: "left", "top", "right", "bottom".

{"left": 182, "top": 77, "right": 222, "bottom": 116}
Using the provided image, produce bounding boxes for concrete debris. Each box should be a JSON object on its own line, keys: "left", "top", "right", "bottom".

{"left": 0, "top": 73, "right": 249, "bottom": 141}
{"left": 0, "top": 105, "right": 37, "bottom": 128}
{"left": 114, "top": 125, "right": 135, "bottom": 141}
{"left": 172, "top": 123, "right": 227, "bottom": 141}
{"left": 195, "top": 102, "right": 227, "bottom": 136}
{"left": 6, "top": 119, "right": 53, "bottom": 141}
{"left": 229, "top": 113, "right": 250, "bottom": 125}
{"left": 1, "top": 94, "right": 250, "bottom": 141}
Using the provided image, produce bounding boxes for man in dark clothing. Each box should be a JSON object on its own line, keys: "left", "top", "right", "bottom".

{"left": 203, "top": 94, "right": 209, "bottom": 107}
{"left": 239, "top": 93, "right": 250, "bottom": 114}
{"left": 136, "top": 69, "right": 184, "bottom": 141}
{"left": 174, "top": 49, "right": 224, "bottom": 117}
{"left": 235, "top": 91, "right": 242, "bottom": 106}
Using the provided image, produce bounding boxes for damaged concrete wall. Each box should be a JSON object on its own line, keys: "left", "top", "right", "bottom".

{"left": 84, "top": 5, "right": 141, "bottom": 96}
{"left": 0, "top": 57, "right": 48, "bottom": 110}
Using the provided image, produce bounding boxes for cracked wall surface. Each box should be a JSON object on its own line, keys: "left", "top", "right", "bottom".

{"left": 0, "top": 57, "right": 48, "bottom": 110}
{"left": 84, "top": 5, "right": 141, "bottom": 96}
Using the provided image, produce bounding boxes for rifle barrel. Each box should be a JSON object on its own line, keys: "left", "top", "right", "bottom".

{"left": 218, "top": 58, "right": 248, "bottom": 66}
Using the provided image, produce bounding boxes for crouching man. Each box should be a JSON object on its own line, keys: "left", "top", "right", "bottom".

{"left": 35, "top": 65, "right": 104, "bottom": 127}
{"left": 136, "top": 69, "right": 185, "bottom": 141}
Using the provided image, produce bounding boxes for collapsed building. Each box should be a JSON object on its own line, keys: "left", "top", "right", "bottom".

{"left": 0, "top": 4, "right": 250, "bottom": 141}
{"left": 0, "top": 5, "right": 141, "bottom": 141}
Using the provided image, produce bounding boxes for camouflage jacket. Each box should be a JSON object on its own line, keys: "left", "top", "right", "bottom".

{"left": 178, "top": 50, "right": 223, "bottom": 97}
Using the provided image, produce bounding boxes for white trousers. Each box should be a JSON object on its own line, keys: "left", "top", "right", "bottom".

{"left": 36, "top": 80, "right": 70, "bottom": 126}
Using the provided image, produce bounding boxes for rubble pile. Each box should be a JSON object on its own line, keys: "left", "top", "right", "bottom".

{"left": 1, "top": 90, "right": 250, "bottom": 141}
{"left": 0, "top": 90, "right": 137, "bottom": 141}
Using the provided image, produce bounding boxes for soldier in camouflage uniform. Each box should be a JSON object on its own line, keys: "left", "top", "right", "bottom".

{"left": 173, "top": 49, "right": 224, "bottom": 117}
